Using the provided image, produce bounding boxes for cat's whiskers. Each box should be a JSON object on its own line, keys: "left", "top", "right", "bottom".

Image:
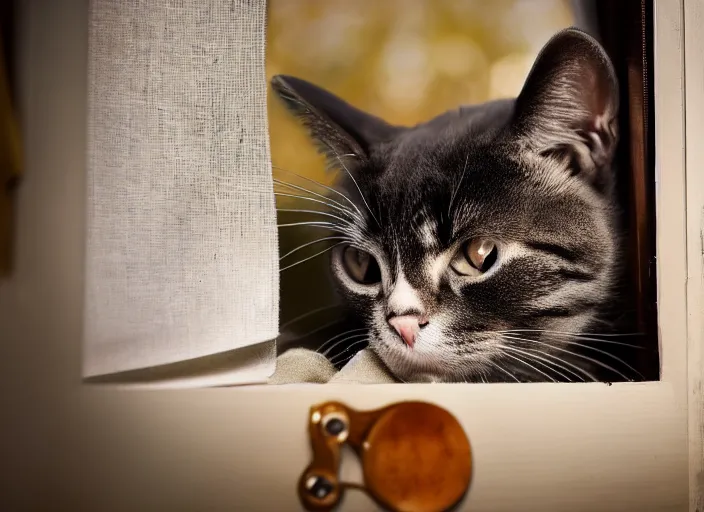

{"left": 323, "top": 333, "right": 369, "bottom": 358}
{"left": 273, "top": 165, "right": 367, "bottom": 223}
{"left": 330, "top": 338, "right": 369, "bottom": 366}
{"left": 276, "top": 208, "right": 354, "bottom": 226}
{"left": 276, "top": 220, "right": 357, "bottom": 240}
{"left": 327, "top": 144, "right": 381, "bottom": 228}
{"left": 278, "top": 319, "right": 345, "bottom": 345}
{"left": 499, "top": 344, "right": 575, "bottom": 381}
{"left": 279, "top": 242, "right": 346, "bottom": 272}
{"left": 274, "top": 178, "right": 354, "bottom": 213}
{"left": 497, "top": 348, "right": 557, "bottom": 382}
{"left": 279, "top": 304, "right": 342, "bottom": 331}
{"left": 498, "top": 329, "right": 646, "bottom": 350}
{"left": 499, "top": 328, "right": 645, "bottom": 340}
{"left": 518, "top": 347, "right": 599, "bottom": 382}
{"left": 279, "top": 236, "right": 348, "bottom": 262}
{"left": 484, "top": 359, "right": 521, "bottom": 383}
{"left": 274, "top": 178, "right": 361, "bottom": 224}
{"left": 317, "top": 327, "right": 367, "bottom": 354}
{"left": 501, "top": 344, "right": 583, "bottom": 381}
{"left": 539, "top": 332, "right": 646, "bottom": 349}
{"left": 499, "top": 330, "right": 645, "bottom": 378}
{"left": 475, "top": 330, "right": 600, "bottom": 381}
{"left": 277, "top": 220, "right": 342, "bottom": 230}
{"left": 501, "top": 333, "right": 634, "bottom": 381}
{"left": 447, "top": 153, "right": 469, "bottom": 216}
{"left": 274, "top": 190, "right": 357, "bottom": 221}
{"left": 541, "top": 333, "right": 646, "bottom": 379}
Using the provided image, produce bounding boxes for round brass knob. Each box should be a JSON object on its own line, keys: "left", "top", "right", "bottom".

{"left": 299, "top": 400, "right": 472, "bottom": 512}
{"left": 361, "top": 402, "right": 472, "bottom": 512}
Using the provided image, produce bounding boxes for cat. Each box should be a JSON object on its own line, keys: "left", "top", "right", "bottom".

{"left": 272, "top": 27, "right": 646, "bottom": 383}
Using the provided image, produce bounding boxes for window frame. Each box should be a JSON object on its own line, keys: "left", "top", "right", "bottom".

{"left": 248, "top": 1, "right": 696, "bottom": 509}
{"left": 4, "top": 0, "right": 699, "bottom": 510}
{"left": 683, "top": 0, "right": 704, "bottom": 507}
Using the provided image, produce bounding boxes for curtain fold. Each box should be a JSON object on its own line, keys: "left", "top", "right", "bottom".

{"left": 83, "top": 0, "right": 279, "bottom": 384}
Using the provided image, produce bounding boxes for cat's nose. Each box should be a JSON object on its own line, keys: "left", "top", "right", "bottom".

{"left": 387, "top": 315, "right": 428, "bottom": 348}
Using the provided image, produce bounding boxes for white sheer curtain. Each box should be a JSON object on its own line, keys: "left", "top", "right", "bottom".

{"left": 83, "top": 0, "right": 278, "bottom": 386}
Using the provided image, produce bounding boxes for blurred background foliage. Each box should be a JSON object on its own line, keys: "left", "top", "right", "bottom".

{"left": 267, "top": 0, "right": 574, "bottom": 337}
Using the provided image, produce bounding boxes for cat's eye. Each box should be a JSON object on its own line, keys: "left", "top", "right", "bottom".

{"left": 450, "top": 239, "right": 498, "bottom": 276}
{"left": 342, "top": 246, "right": 382, "bottom": 284}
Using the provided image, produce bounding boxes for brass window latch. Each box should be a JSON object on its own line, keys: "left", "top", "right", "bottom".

{"left": 299, "top": 400, "right": 473, "bottom": 512}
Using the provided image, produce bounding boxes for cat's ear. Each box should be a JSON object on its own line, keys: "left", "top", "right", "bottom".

{"left": 271, "top": 75, "right": 400, "bottom": 168}
{"left": 512, "top": 28, "right": 619, "bottom": 189}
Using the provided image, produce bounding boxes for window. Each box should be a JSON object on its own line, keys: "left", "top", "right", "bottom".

{"left": 269, "top": 0, "right": 660, "bottom": 384}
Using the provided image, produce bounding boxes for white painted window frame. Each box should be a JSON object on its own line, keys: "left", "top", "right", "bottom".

{"left": 683, "top": 0, "right": 704, "bottom": 509}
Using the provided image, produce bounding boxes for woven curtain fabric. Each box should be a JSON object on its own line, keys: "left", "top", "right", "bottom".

{"left": 83, "top": 0, "right": 278, "bottom": 381}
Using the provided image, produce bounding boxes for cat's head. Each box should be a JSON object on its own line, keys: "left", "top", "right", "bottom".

{"left": 272, "top": 28, "right": 621, "bottom": 382}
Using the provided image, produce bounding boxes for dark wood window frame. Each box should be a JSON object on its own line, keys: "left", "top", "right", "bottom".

{"left": 578, "top": 0, "right": 659, "bottom": 379}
